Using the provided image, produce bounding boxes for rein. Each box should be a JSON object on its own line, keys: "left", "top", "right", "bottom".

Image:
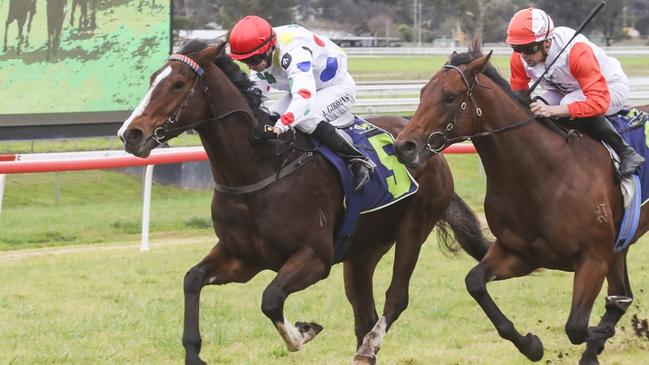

{"left": 156, "top": 53, "right": 314, "bottom": 194}
{"left": 425, "top": 64, "right": 537, "bottom": 154}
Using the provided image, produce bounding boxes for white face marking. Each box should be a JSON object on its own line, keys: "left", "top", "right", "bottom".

{"left": 118, "top": 66, "right": 173, "bottom": 138}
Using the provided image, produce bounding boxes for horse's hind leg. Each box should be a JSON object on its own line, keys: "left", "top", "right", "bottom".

{"left": 261, "top": 246, "right": 329, "bottom": 352}
{"left": 579, "top": 253, "right": 632, "bottom": 365}
{"left": 182, "top": 243, "right": 261, "bottom": 365}
{"left": 465, "top": 242, "right": 542, "bottom": 361}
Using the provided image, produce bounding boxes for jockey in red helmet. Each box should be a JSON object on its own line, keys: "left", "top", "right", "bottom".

{"left": 228, "top": 16, "right": 375, "bottom": 191}
{"left": 506, "top": 7, "right": 644, "bottom": 177}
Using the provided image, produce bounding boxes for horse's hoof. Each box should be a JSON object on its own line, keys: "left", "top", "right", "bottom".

{"left": 520, "top": 332, "right": 544, "bottom": 362}
{"left": 352, "top": 354, "right": 376, "bottom": 365}
{"left": 295, "top": 321, "right": 324, "bottom": 344}
{"left": 186, "top": 357, "right": 207, "bottom": 365}
{"left": 579, "top": 351, "right": 600, "bottom": 365}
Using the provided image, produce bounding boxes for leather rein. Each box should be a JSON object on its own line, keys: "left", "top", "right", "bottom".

{"left": 424, "top": 64, "right": 538, "bottom": 154}
{"left": 154, "top": 53, "right": 313, "bottom": 194}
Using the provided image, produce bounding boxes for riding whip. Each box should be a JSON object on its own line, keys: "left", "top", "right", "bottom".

{"left": 528, "top": 1, "right": 607, "bottom": 94}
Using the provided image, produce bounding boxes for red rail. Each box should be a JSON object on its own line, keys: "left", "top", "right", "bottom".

{"left": 0, "top": 144, "right": 476, "bottom": 174}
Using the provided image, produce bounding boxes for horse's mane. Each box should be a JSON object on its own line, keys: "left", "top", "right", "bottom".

{"left": 179, "top": 40, "right": 272, "bottom": 125}
{"left": 447, "top": 49, "right": 532, "bottom": 108}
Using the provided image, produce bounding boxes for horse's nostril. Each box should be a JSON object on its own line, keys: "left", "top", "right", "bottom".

{"left": 401, "top": 141, "right": 417, "bottom": 153}
{"left": 395, "top": 140, "right": 419, "bottom": 163}
{"left": 123, "top": 129, "right": 144, "bottom": 145}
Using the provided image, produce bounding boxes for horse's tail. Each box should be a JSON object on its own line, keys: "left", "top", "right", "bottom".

{"left": 436, "top": 193, "right": 491, "bottom": 261}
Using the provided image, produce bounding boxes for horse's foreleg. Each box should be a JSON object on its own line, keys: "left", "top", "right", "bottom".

{"left": 465, "top": 242, "right": 542, "bottom": 361}
{"left": 183, "top": 243, "right": 261, "bottom": 365}
{"left": 16, "top": 21, "right": 24, "bottom": 55}
{"left": 564, "top": 256, "right": 608, "bottom": 348}
{"left": 261, "top": 246, "right": 328, "bottom": 352}
{"left": 579, "top": 253, "right": 631, "bottom": 365}
{"left": 343, "top": 251, "right": 384, "bottom": 350}
{"left": 353, "top": 232, "right": 430, "bottom": 364}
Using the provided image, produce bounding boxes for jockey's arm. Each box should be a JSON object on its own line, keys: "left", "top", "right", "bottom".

{"left": 273, "top": 48, "right": 317, "bottom": 133}
{"left": 566, "top": 42, "right": 611, "bottom": 119}
{"left": 509, "top": 53, "right": 531, "bottom": 93}
{"left": 509, "top": 53, "right": 568, "bottom": 117}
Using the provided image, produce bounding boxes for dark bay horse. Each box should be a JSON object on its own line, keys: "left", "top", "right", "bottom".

{"left": 394, "top": 40, "right": 649, "bottom": 364}
{"left": 118, "top": 41, "right": 490, "bottom": 365}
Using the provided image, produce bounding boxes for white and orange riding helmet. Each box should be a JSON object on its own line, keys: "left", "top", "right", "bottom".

{"left": 506, "top": 8, "right": 555, "bottom": 45}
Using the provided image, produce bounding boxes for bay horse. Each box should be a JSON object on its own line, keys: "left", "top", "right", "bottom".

{"left": 118, "top": 40, "right": 490, "bottom": 365}
{"left": 394, "top": 39, "right": 649, "bottom": 365}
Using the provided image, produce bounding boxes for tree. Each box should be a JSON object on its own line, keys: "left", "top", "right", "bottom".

{"left": 217, "top": 0, "right": 297, "bottom": 29}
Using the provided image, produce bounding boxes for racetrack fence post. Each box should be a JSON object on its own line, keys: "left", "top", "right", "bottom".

{"left": 0, "top": 174, "right": 5, "bottom": 217}
{"left": 141, "top": 165, "right": 155, "bottom": 252}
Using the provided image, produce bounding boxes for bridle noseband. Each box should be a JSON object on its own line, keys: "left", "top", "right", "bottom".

{"left": 424, "top": 63, "right": 537, "bottom": 154}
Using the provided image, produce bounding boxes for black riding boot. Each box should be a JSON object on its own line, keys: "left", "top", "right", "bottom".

{"left": 312, "top": 121, "right": 375, "bottom": 191}
{"left": 580, "top": 115, "right": 645, "bottom": 177}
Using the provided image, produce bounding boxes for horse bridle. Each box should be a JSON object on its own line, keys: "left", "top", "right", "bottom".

{"left": 424, "top": 64, "right": 537, "bottom": 154}
{"left": 151, "top": 53, "right": 253, "bottom": 144}
{"left": 148, "top": 53, "right": 315, "bottom": 194}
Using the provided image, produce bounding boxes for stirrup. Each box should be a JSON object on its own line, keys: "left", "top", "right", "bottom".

{"left": 350, "top": 157, "right": 376, "bottom": 172}
{"left": 349, "top": 159, "right": 375, "bottom": 191}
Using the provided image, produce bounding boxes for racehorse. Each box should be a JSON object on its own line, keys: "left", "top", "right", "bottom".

{"left": 118, "top": 40, "right": 490, "bottom": 365}
{"left": 394, "top": 38, "right": 649, "bottom": 365}
{"left": 3, "top": 0, "right": 36, "bottom": 54}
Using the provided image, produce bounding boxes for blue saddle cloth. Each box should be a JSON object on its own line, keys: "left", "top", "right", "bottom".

{"left": 607, "top": 108, "right": 649, "bottom": 251}
{"left": 313, "top": 116, "right": 419, "bottom": 262}
{"left": 608, "top": 108, "right": 649, "bottom": 203}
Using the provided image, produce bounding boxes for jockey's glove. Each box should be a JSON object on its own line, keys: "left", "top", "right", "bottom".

{"left": 252, "top": 124, "right": 279, "bottom": 141}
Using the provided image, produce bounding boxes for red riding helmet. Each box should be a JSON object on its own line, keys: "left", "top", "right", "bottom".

{"left": 506, "top": 8, "right": 554, "bottom": 45}
{"left": 228, "top": 16, "right": 276, "bottom": 60}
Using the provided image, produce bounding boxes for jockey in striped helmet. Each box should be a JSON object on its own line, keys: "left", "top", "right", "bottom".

{"left": 506, "top": 8, "right": 644, "bottom": 177}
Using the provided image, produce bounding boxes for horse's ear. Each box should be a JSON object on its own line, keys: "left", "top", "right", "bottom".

{"left": 468, "top": 33, "right": 483, "bottom": 55}
{"left": 445, "top": 50, "right": 458, "bottom": 64}
{"left": 467, "top": 50, "right": 493, "bottom": 77}
{"left": 195, "top": 42, "right": 227, "bottom": 65}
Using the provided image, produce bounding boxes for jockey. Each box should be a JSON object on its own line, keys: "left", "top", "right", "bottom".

{"left": 506, "top": 7, "right": 644, "bottom": 177}
{"left": 228, "top": 15, "right": 375, "bottom": 191}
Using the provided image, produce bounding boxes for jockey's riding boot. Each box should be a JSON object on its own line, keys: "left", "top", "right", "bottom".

{"left": 312, "top": 121, "right": 376, "bottom": 191}
{"left": 581, "top": 115, "right": 645, "bottom": 177}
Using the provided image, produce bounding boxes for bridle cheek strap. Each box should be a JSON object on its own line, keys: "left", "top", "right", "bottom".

{"left": 424, "top": 65, "right": 483, "bottom": 153}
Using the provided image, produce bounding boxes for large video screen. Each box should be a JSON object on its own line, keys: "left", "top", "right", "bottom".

{"left": 0, "top": 0, "right": 171, "bottom": 125}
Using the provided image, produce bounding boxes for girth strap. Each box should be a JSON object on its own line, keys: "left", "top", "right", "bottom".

{"left": 213, "top": 152, "right": 314, "bottom": 194}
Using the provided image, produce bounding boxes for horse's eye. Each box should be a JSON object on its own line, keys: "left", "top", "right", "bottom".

{"left": 172, "top": 81, "right": 185, "bottom": 90}
{"left": 443, "top": 93, "right": 457, "bottom": 103}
